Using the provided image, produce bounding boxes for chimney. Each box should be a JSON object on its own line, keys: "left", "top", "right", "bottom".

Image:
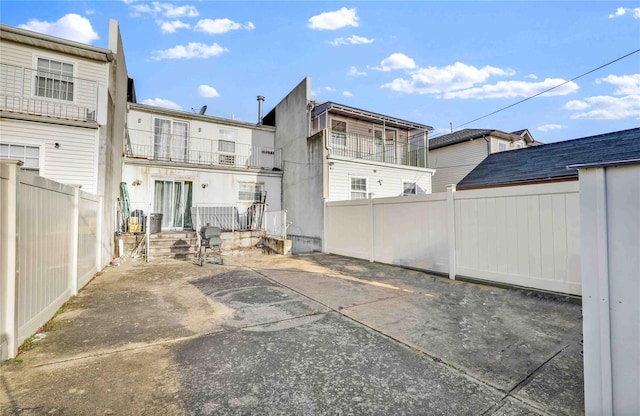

{"left": 257, "top": 95, "right": 265, "bottom": 124}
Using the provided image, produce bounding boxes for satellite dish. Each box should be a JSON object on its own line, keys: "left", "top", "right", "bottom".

{"left": 199, "top": 105, "right": 207, "bottom": 115}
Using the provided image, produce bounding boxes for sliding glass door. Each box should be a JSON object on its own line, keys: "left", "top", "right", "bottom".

{"left": 153, "top": 180, "right": 192, "bottom": 230}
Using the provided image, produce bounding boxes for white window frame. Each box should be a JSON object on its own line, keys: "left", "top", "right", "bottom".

{"left": 153, "top": 117, "right": 189, "bottom": 162}
{"left": 498, "top": 142, "right": 507, "bottom": 152}
{"left": 402, "top": 180, "right": 417, "bottom": 196}
{"left": 33, "top": 55, "right": 77, "bottom": 103}
{"left": 218, "top": 129, "right": 237, "bottom": 165}
{"left": 238, "top": 182, "right": 264, "bottom": 202}
{"left": 0, "top": 140, "right": 44, "bottom": 174}
{"left": 350, "top": 176, "right": 368, "bottom": 200}
{"left": 330, "top": 118, "right": 348, "bottom": 148}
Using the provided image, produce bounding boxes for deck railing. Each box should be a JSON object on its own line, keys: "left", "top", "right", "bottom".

{"left": 326, "top": 129, "right": 427, "bottom": 168}
{"left": 0, "top": 63, "right": 98, "bottom": 122}
{"left": 126, "top": 128, "right": 283, "bottom": 170}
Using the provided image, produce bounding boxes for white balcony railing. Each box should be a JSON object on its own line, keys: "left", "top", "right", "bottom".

{"left": 325, "top": 129, "right": 428, "bottom": 168}
{"left": 126, "top": 128, "right": 283, "bottom": 170}
{"left": 0, "top": 63, "right": 98, "bottom": 122}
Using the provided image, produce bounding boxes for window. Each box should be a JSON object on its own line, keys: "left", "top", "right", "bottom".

{"left": 238, "top": 182, "right": 264, "bottom": 202}
{"left": 218, "top": 129, "right": 236, "bottom": 165}
{"left": 498, "top": 142, "right": 507, "bottom": 152}
{"left": 350, "top": 176, "right": 368, "bottom": 200}
{"left": 154, "top": 118, "right": 188, "bottom": 162}
{"left": 330, "top": 119, "right": 347, "bottom": 147}
{"left": 0, "top": 143, "right": 40, "bottom": 174}
{"left": 35, "top": 58, "right": 74, "bottom": 101}
{"left": 402, "top": 180, "right": 417, "bottom": 196}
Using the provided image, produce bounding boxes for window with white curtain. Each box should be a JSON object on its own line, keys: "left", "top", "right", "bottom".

{"left": 154, "top": 118, "right": 188, "bottom": 162}
{"left": 35, "top": 58, "right": 74, "bottom": 101}
{"left": 350, "top": 176, "right": 368, "bottom": 200}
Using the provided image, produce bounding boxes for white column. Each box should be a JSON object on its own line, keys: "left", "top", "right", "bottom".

{"left": 0, "top": 160, "right": 21, "bottom": 360}
{"left": 447, "top": 184, "right": 457, "bottom": 280}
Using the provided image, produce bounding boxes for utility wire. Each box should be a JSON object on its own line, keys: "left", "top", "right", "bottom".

{"left": 455, "top": 47, "right": 640, "bottom": 129}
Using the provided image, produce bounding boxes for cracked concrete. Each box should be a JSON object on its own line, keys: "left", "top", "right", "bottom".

{"left": 1, "top": 251, "right": 583, "bottom": 415}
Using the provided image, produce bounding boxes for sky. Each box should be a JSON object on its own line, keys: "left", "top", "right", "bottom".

{"left": 1, "top": 1, "right": 639, "bottom": 143}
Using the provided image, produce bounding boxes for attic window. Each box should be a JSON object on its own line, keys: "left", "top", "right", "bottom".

{"left": 499, "top": 142, "right": 507, "bottom": 152}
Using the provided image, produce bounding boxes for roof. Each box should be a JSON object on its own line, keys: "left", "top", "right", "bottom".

{"left": 0, "top": 24, "right": 113, "bottom": 62}
{"left": 429, "top": 128, "right": 521, "bottom": 150}
{"left": 457, "top": 127, "right": 640, "bottom": 190}
{"left": 312, "top": 101, "right": 433, "bottom": 132}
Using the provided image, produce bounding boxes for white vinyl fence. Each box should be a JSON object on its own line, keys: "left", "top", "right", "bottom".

{"left": 1, "top": 161, "right": 102, "bottom": 360}
{"left": 325, "top": 181, "right": 581, "bottom": 296}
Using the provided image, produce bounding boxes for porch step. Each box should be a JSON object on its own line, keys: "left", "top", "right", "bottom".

{"left": 148, "top": 231, "right": 198, "bottom": 260}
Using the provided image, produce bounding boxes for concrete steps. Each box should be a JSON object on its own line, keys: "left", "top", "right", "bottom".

{"left": 149, "top": 231, "right": 197, "bottom": 260}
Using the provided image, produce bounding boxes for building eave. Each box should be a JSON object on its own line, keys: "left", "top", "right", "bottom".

{"left": 128, "top": 103, "right": 276, "bottom": 132}
{"left": 0, "top": 24, "right": 113, "bottom": 62}
{"left": 314, "top": 101, "right": 433, "bottom": 132}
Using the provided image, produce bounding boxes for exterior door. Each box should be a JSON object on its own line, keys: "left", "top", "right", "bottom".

{"left": 154, "top": 180, "right": 192, "bottom": 230}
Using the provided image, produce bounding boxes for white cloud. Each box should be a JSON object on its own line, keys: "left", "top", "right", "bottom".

{"left": 565, "top": 73, "right": 640, "bottom": 120}
{"left": 19, "top": 14, "right": 99, "bottom": 44}
{"left": 372, "top": 53, "right": 417, "bottom": 72}
{"left": 537, "top": 124, "right": 566, "bottom": 132}
{"left": 597, "top": 74, "right": 640, "bottom": 95}
{"left": 382, "top": 62, "right": 515, "bottom": 95}
{"left": 330, "top": 35, "right": 374, "bottom": 46}
{"left": 142, "top": 98, "right": 182, "bottom": 110}
{"left": 197, "top": 84, "right": 220, "bottom": 98}
{"left": 608, "top": 7, "right": 640, "bottom": 18}
{"left": 158, "top": 20, "right": 190, "bottom": 34}
{"left": 151, "top": 42, "right": 228, "bottom": 60}
{"left": 308, "top": 7, "right": 359, "bottom": 30}
{"left": 567, "top": 95, "right": 640, "bottom": 120}
{"left": 348, "top": 66, "right": 367, "bottom": 76}
{"left": 342, "top": 91, "right": 354, "bottom": 97}
{"left": 526, "top": 74, "right": 538, "bottom": 79}
{"left": 443, "top": 78, "right": 579, "bottom": 99}
{"left": 311, "top": 86, "right": 336, "bottom": 97}
{"left": 129, "top": 2, "right": 199, "bottom": 18}
{"left": 565, "top": 100, "right": 590, "bottom": 110}
{"left": 194, "top": 18, "right": 255, "bottom": 34}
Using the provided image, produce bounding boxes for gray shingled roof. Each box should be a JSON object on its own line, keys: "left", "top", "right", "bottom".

{"left": 429, "top": 129, "right": 518, "bottom": 150}
{"left": 457, "top": 128, "right": 640, "bottom": 190}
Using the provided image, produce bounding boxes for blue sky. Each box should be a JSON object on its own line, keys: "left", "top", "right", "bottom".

{"left": 2, "top": 1, "right": 639, "bottom": 142}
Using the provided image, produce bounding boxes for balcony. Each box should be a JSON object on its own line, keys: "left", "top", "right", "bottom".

{"left": 0, "top": 63, "right": 98, "bottom": 122}
{"left": 126, "top": 129, "right": 283, "bottom": 170}
{"left": 324, "top": 129, "right": 428, "bottom": 168}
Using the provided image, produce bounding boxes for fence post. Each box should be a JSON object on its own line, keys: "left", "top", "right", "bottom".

{"left": 69, "top": 186, "right": 80, "bottom": 295}
{"left": 369, "top": 196, "right": 375, "bottom": 263}
{"left": 96, "top": 196, "right": 103, "bottom": 271}
{"left": 447, "top": 184, "right": 457, "bottom": 280}
{"left": 0, "top": 160, "right": 21, "bottom": 360}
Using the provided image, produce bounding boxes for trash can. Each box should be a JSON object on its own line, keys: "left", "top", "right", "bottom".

{"left": 149, "top": 213, "right": 163, "bottom": 234}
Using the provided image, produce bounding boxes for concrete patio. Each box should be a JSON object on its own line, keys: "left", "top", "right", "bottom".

{"left": 0, "top": 251, "right": 583, "bottom": 415}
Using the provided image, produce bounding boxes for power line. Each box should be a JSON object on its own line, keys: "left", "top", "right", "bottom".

{"left": 455, "top": 47, "right": 640, "bottom": 129}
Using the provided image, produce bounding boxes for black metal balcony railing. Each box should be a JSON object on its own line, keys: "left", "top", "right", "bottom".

{"left": 0, "top": 63, "right": 98, "bottom": 122}
{"left": 326, "top": 129, "right": 428, "bottom": 168}
{"left": 126, "top": 129, "right": 283, "bottom": 170}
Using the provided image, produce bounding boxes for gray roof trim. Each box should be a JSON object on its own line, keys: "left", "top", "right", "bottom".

{"left": 567, "top": 158, "right": 640, "bottom": 170}
{"left": 313, "top": 101, "right": 433, "bottom": 131}
{"left": 429, "top": 128, "right": 521, "bottom": 150}
{"left": 0, "top": 24, "right": 113, "bottom": 62}
{"left": 129, "top": 103, "right": 276, "bottom": 132}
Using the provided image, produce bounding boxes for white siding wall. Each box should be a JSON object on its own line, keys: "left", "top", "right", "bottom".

{"left": 1, "top": 40, "right": 108, "bottom": 85}
{"left": 1, "top": 119, "right": 99, "bottom": 193}
{"left": 429, "top": 139, "right": 488, "bottom": 192}
{"left": 329, "top": 157, "right": 433, "bottom": 201}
